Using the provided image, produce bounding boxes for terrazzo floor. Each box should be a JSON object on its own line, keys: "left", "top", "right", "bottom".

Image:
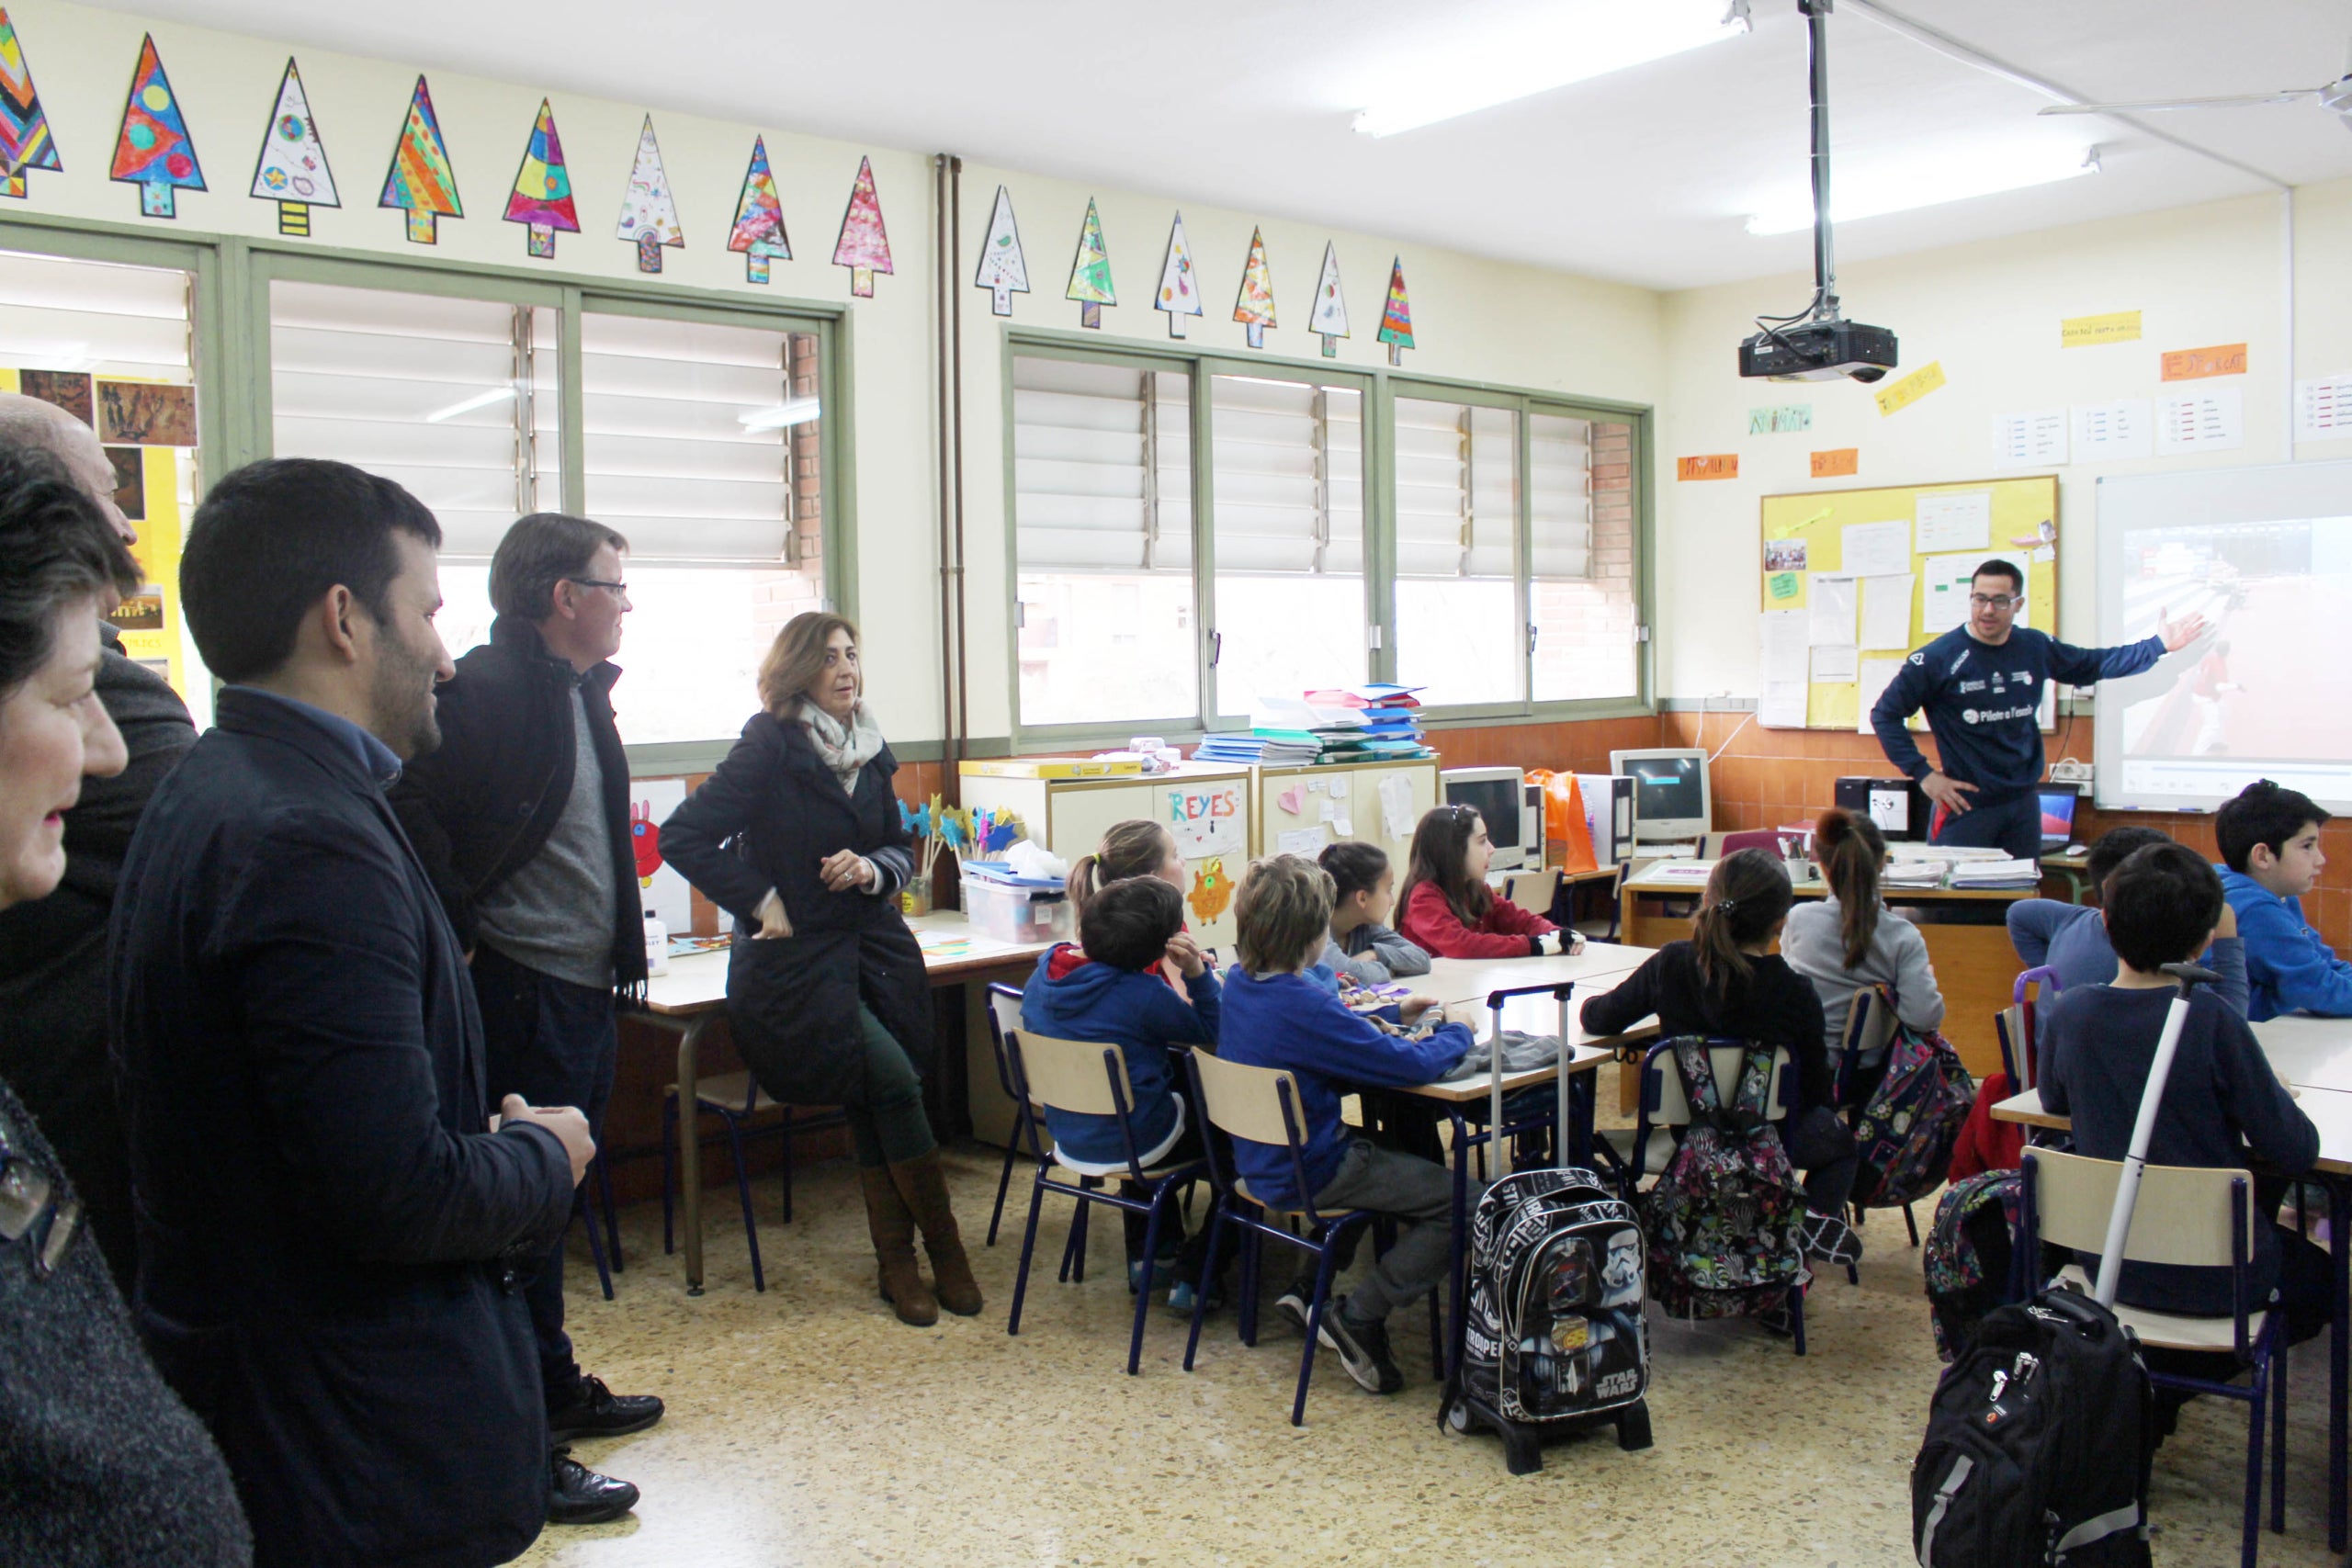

{"left": 522, "top": 1100, "right": 2346, "bottom": 1566}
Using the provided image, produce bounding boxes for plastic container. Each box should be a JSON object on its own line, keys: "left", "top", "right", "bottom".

{"left": 959, "top": 868, "right": 1073, "bottom": 944}
{"left": 643, "top": 910, "right": 669, "bottom": 976}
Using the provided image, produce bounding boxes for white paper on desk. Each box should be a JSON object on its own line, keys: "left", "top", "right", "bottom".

{"left": 1811, "top": 644, "right": 1859, "bottom": 683}
{"left": 1991, "top": 409, "right": 2068, "bottom": 468}
{"left": 1840, "top": 519, "right": 1910, "bottom": 578}
{"left": 1277, "top": 828, "right": 1326, "bottom": 856}
{"left": 1807, "top": 574, "right": 1857, "bottom": 646}
{"left": 1859, "top": 573, "right": 1914, "bottom": 649}
{"left": 1379, "top": 774, "right": 1416, "bottom": 840}
{"left": 1915, "top": 492, "right": 1991, "bottom": 554}
{"left": 2156, "top": 385, "right": 2244, "bottom": 457}
{"left": 1857, "top": 656, "right": 1904, "bottom": 736}
{"left": 2073, "top": 399, "right": 2153, "bottom": 460}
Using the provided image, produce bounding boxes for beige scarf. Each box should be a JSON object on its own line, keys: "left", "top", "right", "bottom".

{"left": 797, "top": 699, "right": 885, "bottom": 795}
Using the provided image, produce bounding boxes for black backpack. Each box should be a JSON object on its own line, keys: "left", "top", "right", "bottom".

{"left": 1911, "top": 1288, "right": 2154, "bottom": 1565}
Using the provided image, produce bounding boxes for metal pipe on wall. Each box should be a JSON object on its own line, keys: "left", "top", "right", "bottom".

{"left": 932, "top": 152, "right": 968, "bottom": 781}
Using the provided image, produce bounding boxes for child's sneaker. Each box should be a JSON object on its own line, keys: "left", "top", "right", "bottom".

{"left": 1273, "top": 1280, "right": 1314, "bottom": 1338}
{"left": 1126, "top": 1254, "right": 1182, "bottom": 1294}
{"left": 1165, "top": 1278, "right": 1223, "bottom": 1316}
{"left": 1317, "top": 1295, "right": 1404, "bottom": 1394}
{"left": 1800, "top": 1210, "right": 1863, "bottom": 1266}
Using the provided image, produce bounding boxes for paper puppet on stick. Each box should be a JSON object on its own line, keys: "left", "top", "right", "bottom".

{"left": 1232, "top": 226, "right": 1276, "bottom": 349}
{"left": 1155, "top": 211, "right": 1202, "bottom": 338}
{"left": 379, "top": 74, "right": 459, "bottom": 243}
{"left": 0, "top": 10, "right": 62, "bottom": 200}
{"left": 1310, "top": 243, "right": 1350, "bottom": 358}
{"left": 111, "top": 34, "right": 204, "bottom": 219}
{"left": 1064, "top": 197, "right": 1114, "bottom": 329}
{"left": 615, "top": 115, "right": 681, "bottom": 274}
{"left": 250, "top": 59, "right": 336, "bottom": 237}
{"left": 1377, "top": 256, "right": 1415, "bottom": 366}
{"left": 972, "top": 184, "right": 1027, "bottom": 316}
{"left": 831, "top": 155, "right": 892, "bottom": 297}
{"left": 727, "top": 135, "right": 789, "bottom": 284}
{"left": 503, "top": 99, "right": 579, "bottom": 260}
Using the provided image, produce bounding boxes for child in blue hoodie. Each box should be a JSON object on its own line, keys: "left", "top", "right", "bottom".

{"left": 1218, "top": 854, "right": 1474, "bottom": 1397}
{"left": 2214, "top": 779, "right": 2352, "bottom": 1021}
{"left": 1021, "top": 875, "right": 1220, "bottom": 1305}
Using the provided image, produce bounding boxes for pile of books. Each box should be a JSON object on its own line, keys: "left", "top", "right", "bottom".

{"left": 1947, "top": 857, "right": 2043, "bottom": 889}
{"left": 1193, "top": 684, "right": 1432, "bottom": 767}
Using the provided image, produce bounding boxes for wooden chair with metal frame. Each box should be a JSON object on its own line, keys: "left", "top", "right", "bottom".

{"left": 981, "top": 983, "right": 1048, "bottom": 1247}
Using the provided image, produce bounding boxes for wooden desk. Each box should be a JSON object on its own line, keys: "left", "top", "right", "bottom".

{"left": 2039, "top": 850, "right": 2094, "bottom": 904}
{"left": 633, "top": 913, "right": 1051, "bottom": 1293}
{"left": 1618, "top": 859, "right": 2030, "bottom": 1079}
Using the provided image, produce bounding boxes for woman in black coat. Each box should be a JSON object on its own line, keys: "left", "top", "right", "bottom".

{"left": 660, "top": 612, "right": 978, "bottom": 1326}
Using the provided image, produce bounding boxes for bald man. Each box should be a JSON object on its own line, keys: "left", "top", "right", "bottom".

{"left": 0, "top": 391, "right": 196, "bottom": 1291}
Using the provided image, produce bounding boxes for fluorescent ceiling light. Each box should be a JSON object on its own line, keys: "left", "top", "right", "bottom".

{"left": 424, "top": 386, "right": 514, "bottom": 423}
{"left": 1746, "top": 143, "right": 2101, "bottom": 235}
{"left": 1351, "top": 0, "right": 1747, "bottom": 138}
{"left": 738, "top": 400, "right": 821, "bottom": 431}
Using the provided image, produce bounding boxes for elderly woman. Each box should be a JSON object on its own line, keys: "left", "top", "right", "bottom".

{"left": 662, "top": 612, "right": 978, "bottom": 1326}
{"left": 0, "top": 446, "right": 252, "bottom": 1564}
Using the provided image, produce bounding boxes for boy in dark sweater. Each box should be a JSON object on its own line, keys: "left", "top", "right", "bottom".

{"left": 1219, "top": 854, "right": 1474, "bottom": 1395}
{"left": 2041, "top": 842, "right": 2325, "bottom": 1341}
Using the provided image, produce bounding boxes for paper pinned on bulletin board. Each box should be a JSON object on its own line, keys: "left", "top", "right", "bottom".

{"left": 1811, "top": 645, "right": 1859, "bottom": 683}
{"left": 1758, "top": 610, "right": 1809, "bottom": 728}
{"left": 1922, "top": 550, "right": 2030, "bottom": 633}
{"left": 1857, "top": 657, "right": 1905, "bottom": 736}
{"left": 1840, "top": 519, "right": 1909, "bottom": 577}
{"left": 1806, "top": 574, "right": 1857, "bottom": 645}
{"left": 1163, "top": 779, "right": 1244, "bottom": 857}
{"left": 1329, "top": 776, "right": 1349, "bottom": 799}
{"left": 1277, "top": 828, "right": 1325, "bottom": 856}
{"left": 1335, "top": 816, "right": 1353, "bottom": 836}
{"left": 1378, "top": 774, "right": 1416, "bottom": 840}
{"left": 1859, "top": 573, "right": 1914, "bottom": 649}
{"left": 1915, "top": 491, "right": 1991, "bottom": 555}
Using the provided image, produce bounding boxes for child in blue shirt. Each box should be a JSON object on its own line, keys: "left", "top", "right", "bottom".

{"left": 1021, "top": 875, "right": 1220, "bottom": 1304}
{"left": 1218, "top": 854, "right": 1473, "bottom": 1396}
{"left": 2213, "top": 779, "right": 2352, "bottom": 1020}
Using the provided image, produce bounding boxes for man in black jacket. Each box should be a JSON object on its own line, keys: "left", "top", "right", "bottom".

{"left": 0, "top": 392, "right": 197, "bottom": 1292}
{"left": 390, "top": 512, "right": 660, "bottom": 1524}
{"left": 111, "top": 458, "right": 594, "bottom": 1568}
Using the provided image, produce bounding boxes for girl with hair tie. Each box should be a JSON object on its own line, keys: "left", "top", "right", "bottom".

{"left": 1781, "top": 807, "right": 1946, "bottom": 1084}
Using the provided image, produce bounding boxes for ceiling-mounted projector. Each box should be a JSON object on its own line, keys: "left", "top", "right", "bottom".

{"left": 1738, "top": 0, "right": 1897, "bottom": 385}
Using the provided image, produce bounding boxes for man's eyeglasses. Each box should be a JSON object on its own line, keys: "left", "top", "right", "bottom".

{"left": 1969, "top": 593, "right": 2020, "bottom": 610}
{"left": 0, "top": 1111, "right": 80, "bottom": 1279}
{"left": 566, "top": 578, "right": 628, "bottom": 595}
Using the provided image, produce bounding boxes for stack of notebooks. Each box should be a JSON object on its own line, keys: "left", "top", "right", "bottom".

{"left": 1947, "top": 857, "right": 2043, "bottom": 889}
{"left": 1194, "top": 684, "right": 1433, "bottom": 767}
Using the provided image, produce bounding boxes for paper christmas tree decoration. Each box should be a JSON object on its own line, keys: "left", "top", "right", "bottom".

{"left": 1064, "top": 197, "right": 1114, "bottom": 329}
{"left": 503, "top": 99, "right": 579, "bottom": 260}
{"left": 614, "top": 115, "right": 682, "bottom": 274}
{"left": 0, "top": 11, "right": 61, "bottom": 201}
{"left": 972, "top": 184, "right": 1027, "bottom": 316}
{"left": 1310, "top": 243, "right": 1350, "bottom": 358}
{"left": 1232, "top": 226, "right": 1276, "bottom": 349}
{"left": 379, "top": 74, "right": 459, "bottom": 243}
{"left": 110, "top": 35, "right": 204, "bottom": 219}
{"left": 1377, "top": 255, "right": 1415, "bottom": 366}
{"left": 831, "top": 155, "right": 892, "bottom": 298}
{"left": 1155, "top": 211, "right": 1202, "bottom": 339}
{"left": 727, "top": 135, "right": 789, "bottom": 284}
{"left": 249, "top": 59, "right": 336, "bottom": 237}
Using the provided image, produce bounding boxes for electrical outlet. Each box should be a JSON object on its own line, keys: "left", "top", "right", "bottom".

{"left": 2048, "top": 761, "right": 2093, "bottom": 785}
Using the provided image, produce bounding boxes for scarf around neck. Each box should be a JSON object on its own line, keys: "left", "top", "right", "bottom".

{"left": 797, "top": 698, "right": 885, "bottom": 795}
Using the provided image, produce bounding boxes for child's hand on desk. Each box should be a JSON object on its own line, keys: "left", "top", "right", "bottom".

{"left": 1165, "top": 931, "right": 1206, "bottom": 978}
{"left": 1397, "top": 996, "right": 1442, "bottom": 1028}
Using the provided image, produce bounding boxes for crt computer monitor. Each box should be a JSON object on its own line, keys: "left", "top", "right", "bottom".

{"left": 1608, "top": 748, "right": 1711, "bottom": 843}
{"left": 1439, "top": 767, "right": 1535, "bottom": 873}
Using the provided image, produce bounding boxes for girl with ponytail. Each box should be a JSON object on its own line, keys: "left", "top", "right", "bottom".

{"left": 1581, "top": 847, "right": 1864, "bottom": 1266}
{"left": 1781, "top": 807, "right": 1946, "bottom": 1079}
{"left": 1064, "top": 818, "right": 1207, "bottom": 996}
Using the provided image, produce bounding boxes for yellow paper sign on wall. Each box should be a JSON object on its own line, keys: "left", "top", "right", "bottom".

{"left": 1873, "top": 360, "right": 1946, "bottom": 418}
{"left": 2061, "top": 310, "right": 2143, "bottom": 347}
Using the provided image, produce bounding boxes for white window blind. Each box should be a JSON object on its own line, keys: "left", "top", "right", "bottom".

{"left": 1012, "top": 355, "right": 1191, "bottom": 573}
{"left": 1393, "top": 398, "right": 1516, "bottom": 579}
{"left": 581, "top": 311, "right": 801, "bottom": 564}
{"left": 270, "top": 280, "right": 556, "bottom": 558}
{"left": 0, "top": 248, "right": 190, "bottom": 380}
{"left": 1209, "top": 375, "right": 1361, "bottom": 574}
{"left": 1530, "top": 412, "right": 1593, "bottom": 580}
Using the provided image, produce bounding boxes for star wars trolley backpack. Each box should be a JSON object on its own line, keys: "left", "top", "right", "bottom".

{"left": 1638, "top": 1037, "right": 1808, "bottom": 1321}
{"left": 1442, "top": 1168, "right": 1653, "bottom": 1474}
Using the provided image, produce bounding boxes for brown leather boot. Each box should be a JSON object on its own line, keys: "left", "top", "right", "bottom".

{"left": 890, "top": 1150, "right": 983, "bottom": 1317}
{"left": 860, "top": 1166, "right": 937, "bottom": 1326}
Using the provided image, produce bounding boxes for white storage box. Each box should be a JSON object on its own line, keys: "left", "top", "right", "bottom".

{"left": 958, "top": 867, "right": 1073, "bottom": 944}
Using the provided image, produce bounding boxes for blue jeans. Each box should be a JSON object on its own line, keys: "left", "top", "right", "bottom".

{"left": 469, "top": 942, "right": 616, "bottom": 1411}
{"left": 1929, "top": 790, "right": 2041, "bottom": 860}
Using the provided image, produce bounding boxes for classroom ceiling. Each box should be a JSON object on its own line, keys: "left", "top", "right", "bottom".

{"left": 96, "top": 0, "right": 2352, "bottom": 291}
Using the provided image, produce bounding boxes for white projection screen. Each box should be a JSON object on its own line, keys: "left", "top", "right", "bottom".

{"left": 2094, "top": 457, "right": 2352, "bottom": 814}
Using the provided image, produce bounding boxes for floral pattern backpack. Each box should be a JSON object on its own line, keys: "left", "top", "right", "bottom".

{"left": 1849, "top": 1021, "right": 1976, "bottom": 1210}
{"left": 1636, "top": 1036, "right": 1808, "bottom": 1320}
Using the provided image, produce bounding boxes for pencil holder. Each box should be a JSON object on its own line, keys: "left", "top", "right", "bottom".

{"left": 899, "top": 874, "right": 933, "bottom": 919}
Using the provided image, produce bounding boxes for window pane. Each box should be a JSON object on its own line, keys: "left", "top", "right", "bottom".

{"left": 0, "top": 247, "right": 209, "bottom": 725}
{"left": 1533, "top": 416, "right": 1640, "bottom": 703}
{"left": 1395, "top": 580, "right": 1520, "bottom": 708}
{"left": 1211, "top": 374, "right": 1363, "bottom": 717}
{"left": 1393, "top": 396, "right": 1520, "bottom": 706}
{"left": 271, "top": 280, "right": 557, "bottom": 559}
{"left": 1013, "top": 355, "right": 1195, "bottom": 727}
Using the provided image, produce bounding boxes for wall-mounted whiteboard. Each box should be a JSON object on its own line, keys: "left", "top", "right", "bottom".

{"left": 2094, "top": 458, "right": 2352, "bottom": 813}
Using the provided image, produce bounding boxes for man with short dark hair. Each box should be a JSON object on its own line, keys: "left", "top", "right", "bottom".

{"left": 390, "top": 512, "right": 659, "bottom": 1525}
{"left": 111, "top": 457, "right": 594, "bottom": 1567}
{"left": 1870, "top": 557, "right": 2206, "bottom": 859}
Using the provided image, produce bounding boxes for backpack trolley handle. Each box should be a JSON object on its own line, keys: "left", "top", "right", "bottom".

{"left": 2091, "top": 962, "right": 2220, "bottom": 1310}
{"left": 1480, "top": 982, "right": 1577, "bottom": 1179}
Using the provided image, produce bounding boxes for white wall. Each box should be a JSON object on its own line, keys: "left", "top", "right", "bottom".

{"left": 1654, "top": 178, "right": 2352, "bottom": 701}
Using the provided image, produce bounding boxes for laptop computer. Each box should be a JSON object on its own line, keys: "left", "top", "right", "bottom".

{"left": 2038, "top": 788, "right": 2079, "bottom": 852}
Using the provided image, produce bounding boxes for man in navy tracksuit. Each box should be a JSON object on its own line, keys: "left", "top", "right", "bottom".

{"left": 1870, "top": 558, "right": 2206, "bottom": 859}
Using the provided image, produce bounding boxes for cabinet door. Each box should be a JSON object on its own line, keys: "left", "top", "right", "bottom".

{"left": 1049, "top": 776, "right": 1249, "bottom": 950}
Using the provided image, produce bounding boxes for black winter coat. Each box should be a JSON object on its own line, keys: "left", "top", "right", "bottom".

{"left": 388, "top": 615, "right": 647, "bottom": 997}
{"left": 659, "top": 711, "right": 930, "bottom": 1106}
{"left": 108, "top": 689, "right": 576, "bottom": 1568}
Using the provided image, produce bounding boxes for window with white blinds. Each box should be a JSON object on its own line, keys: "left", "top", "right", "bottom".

{"left": 1211, "top": 374, "right": 1365, "bottom": 718}
{"left": 270, "top": 280, "right": 557, "bottom": 560}
{"left": 1393, "top": 396, "right": 1521, "bottom": 707}
{"left": 1012, "top": 354, "right": 1196, "bottom": 727}
{"left": 1534, "top": 414, "right": 1640, "bottom": 703}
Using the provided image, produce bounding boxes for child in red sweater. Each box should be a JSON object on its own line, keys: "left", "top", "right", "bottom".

{"left": 1395, "top": 804, "right": 1582, "bottom": 959}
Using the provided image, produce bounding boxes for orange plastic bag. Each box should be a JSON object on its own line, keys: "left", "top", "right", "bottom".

{"left": 1526, "top": 770, "right": 1598, "bottom": 874}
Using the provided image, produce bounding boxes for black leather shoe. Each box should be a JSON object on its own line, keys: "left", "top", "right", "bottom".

{"left": 548, "top": 1374, "right": 666, "bottom": 1442}
{"left": 548, "top": 1447, "right": 639, "bottom": 1526}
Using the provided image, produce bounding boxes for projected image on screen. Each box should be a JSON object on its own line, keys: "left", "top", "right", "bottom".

{"left": 2095, "top": 461, "right": 2352, "bottom": 813}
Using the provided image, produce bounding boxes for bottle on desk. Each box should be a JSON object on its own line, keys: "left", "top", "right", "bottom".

{"left": 644, "top": 908, "right": 670, "bottom": 977}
